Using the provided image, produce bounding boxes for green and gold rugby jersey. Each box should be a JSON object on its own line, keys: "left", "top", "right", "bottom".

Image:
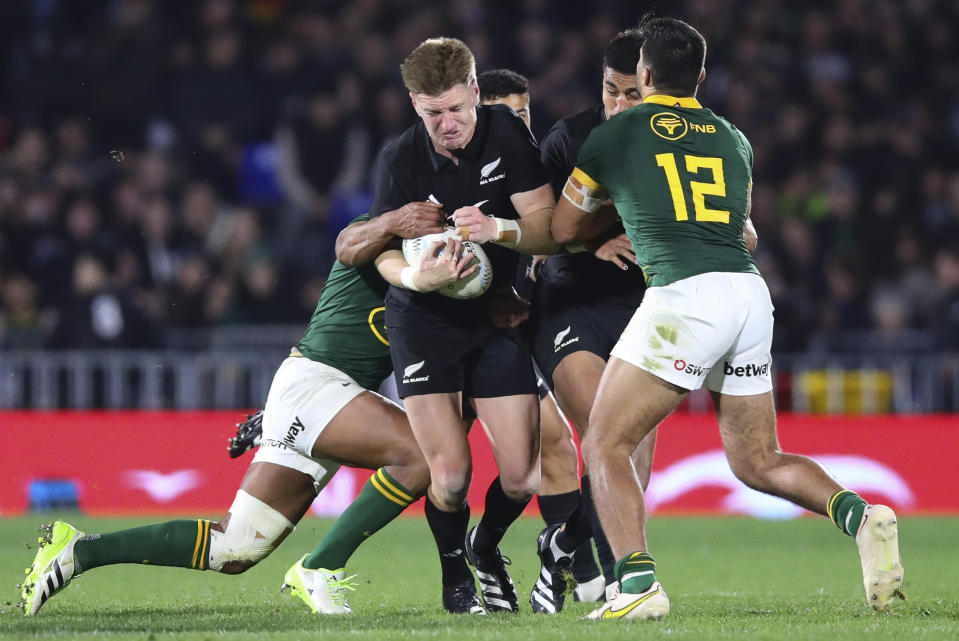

{"left": 297, "top": 215, "right": 391, "bottom": 390}
{"left": 572, "top": 95, "right": 758, "bottom": 287}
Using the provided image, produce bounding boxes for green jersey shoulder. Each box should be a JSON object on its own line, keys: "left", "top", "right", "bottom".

{"left": 297, "top": 215, "right": 392, "bottom": 390}
{"left": 574, "top": 95, "right": 758, "bottom": 287}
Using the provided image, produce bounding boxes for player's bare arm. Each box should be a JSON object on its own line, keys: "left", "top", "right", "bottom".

{"left": 743, "top": 186, "right": 758, "bottom": 251}
{"left": 374, "top": 238, "right": 477, "bottom": 292}
{"left": 451, "top": 183, "right": 561, "bottom": 254}
{"left": 551, "top": 170, "right": 609, "bottom": 245}
{"left": 336, "top": 201, "right": 446, "bottom": 267}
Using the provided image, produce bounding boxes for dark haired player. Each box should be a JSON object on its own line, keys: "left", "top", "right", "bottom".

{"left": 525, "top": 27, "right": 657, "bottom": 613}
{"left": 20, "top": 216, "right": 476, "bottom": 617}
{"left": 551, "top": 17, "right": 903, "bottom": 620}
{"left": 479, "top": 67, "right": 609, "bottom": 602}
{"left": 478, "top": 69, "right": 531, "bottom": 128}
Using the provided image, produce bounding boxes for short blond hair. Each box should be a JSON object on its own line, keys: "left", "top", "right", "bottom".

{"left": 401, "top": 37, "right": 476, "bottom": 95}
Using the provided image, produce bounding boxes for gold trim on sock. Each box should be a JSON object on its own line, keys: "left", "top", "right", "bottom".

{"left": 198, "top": 520, "right": 211, "bottom": 570}
{"left": 191, "top": 520, "right": 204, "bottom": 569}
{"left": 370, "top": 474, "right": 409, "bottom": 506}
{"left": 375, "top": 469, "right": 413, "bottom": 502}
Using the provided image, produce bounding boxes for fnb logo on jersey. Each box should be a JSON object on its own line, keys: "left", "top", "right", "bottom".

{"left": 650, "top": 112, "right": 689, "bottom": 140}
{"left": 674, "top": 359, "right": 707, "bottom": 376}
{"left": 724, "top": 361, "right": 769, "bottom": 377}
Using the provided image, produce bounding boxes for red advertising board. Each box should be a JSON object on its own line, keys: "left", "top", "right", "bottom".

{"left": 1, "top": 411, "right": 955, "bottom": 517}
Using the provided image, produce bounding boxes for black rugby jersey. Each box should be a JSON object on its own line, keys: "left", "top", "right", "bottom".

{"left": 371, "top": 104, "right": 548, "bottom": 319}
{"left": 537, "top": 105, "right": 645, "bottom": 302}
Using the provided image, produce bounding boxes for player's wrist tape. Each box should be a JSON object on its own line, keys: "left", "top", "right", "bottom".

{"left": 492, "top": 217, "right": 522, "bottom": 248}
{"left": 400, "top": 266, "right": 423, "bottom": 292}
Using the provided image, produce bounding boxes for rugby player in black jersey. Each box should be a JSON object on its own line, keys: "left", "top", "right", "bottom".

{"left": 521, "top": 28, "right": 655, "bottom": 613}
{"left": 478, "top": 67, "right": 608, "bottom": 602}
{"left": 346, "top": 37, "right": 563, "bottom": 615}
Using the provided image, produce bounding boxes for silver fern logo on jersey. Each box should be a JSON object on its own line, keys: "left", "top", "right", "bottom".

{"left": 479, "top": 157, "right": 505, "bottom": 185}
{"left": 554, "top": 326, "right": 579, "bottom": 352}
{"left": 402, "top": 360, "right": 429, "bottom": 383}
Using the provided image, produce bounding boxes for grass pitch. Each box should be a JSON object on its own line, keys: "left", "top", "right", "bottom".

{"left": 1, "top": 515, "right": 957, "bottom": 640}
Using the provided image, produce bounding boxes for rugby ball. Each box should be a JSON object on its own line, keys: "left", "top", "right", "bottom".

{"left": 402, "top": 227, "right": 493, "bottom": 299}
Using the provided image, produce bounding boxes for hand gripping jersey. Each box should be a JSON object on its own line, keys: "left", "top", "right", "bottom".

{"left": 571, "top": 95, "right": 759, "bottom": 288}
{"left": 296, "top": 215, "right": 392, "bottom": 390}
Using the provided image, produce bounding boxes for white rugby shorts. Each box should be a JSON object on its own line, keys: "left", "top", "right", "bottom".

{"left": 611, "top": 272, "right": 774, "bottom": 396}
{"left": 252, "top": 356, "right": 366, "bottom": 484}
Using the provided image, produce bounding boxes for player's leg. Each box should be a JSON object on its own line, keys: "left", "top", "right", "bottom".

{"left": 20, "top": 459, "right": 317, "bottom": 616}
{"left": 465, "top": 392, "right": 537, "bottom": 614}
{"left": 549, "top": 352, "right": 615, "bottom": 587}
{"left": 257, "top": 358, "right": 426, "bottom": 615}
{"left": 581, "top": 359, "right": 680, "bottom": 620}
{"left": 403, "top": 391, "right": 485, "bottom": 614}
{"left": 460, "top": 329, "right": 540, "bottom": 613}
{"left": 297, "top": 390, "right": 428, "bottom": 578}
{"left": 536, "top": 391, "right": 606, "bottom": 598}
{"left": 713, "top": 390, "right": 903, "bottom": 610}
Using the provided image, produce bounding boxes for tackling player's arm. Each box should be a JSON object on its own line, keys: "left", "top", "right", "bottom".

{"left": 743, "top": 184, "right": 758, "bottom": 251}
{"left": 373, "top": 238, "right": 477, "bottom": 293}
{"left": 336, "top": 202, "right": 446, "bottom": 267}
{"left": 551, "top": 168, "right": 610, "bottom": 245}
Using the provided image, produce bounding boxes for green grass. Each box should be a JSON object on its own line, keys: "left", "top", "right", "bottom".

{"left": 1, "top": 515, "right": 957, "bottom": 640}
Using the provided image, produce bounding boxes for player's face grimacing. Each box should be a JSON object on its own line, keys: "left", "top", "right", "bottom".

{"left": 602, "top": 67, "right": 641, "bottom": 119}
{"left": 411, "top": 81, "right": 481, "bottom": 152}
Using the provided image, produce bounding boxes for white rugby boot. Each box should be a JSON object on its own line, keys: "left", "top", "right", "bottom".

{"left": 587, "top": 580, "right": 669, "bottom": 620}
{"left": 281, "top": 555, "right": 355, "bottom": 614}
{"left": 855, "top": 505, "right": 905, "bottom": 611}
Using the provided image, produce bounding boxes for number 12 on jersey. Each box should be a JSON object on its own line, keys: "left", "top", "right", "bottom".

{"left": 655, "top": 153, "right": 729, "bottom": 223}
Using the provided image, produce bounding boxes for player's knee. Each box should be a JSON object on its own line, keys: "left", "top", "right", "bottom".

{"left": 429, "top": 460, "right": 471, "bottom": 505}
{"left": 580, "top": 430, "right": 620, "bottom": 471}
{"left": 208, "top": 490, "right": 292, "bottom": 574}
{"left": 499, "top": 466, "right": 540, "bottom": 502}
{"left": 726, "top": 451, "right": 776, "bottom": 492}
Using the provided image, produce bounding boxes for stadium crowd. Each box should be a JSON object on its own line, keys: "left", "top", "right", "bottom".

{"left": 1, "top": 0, "right": 958, "bottom": 351}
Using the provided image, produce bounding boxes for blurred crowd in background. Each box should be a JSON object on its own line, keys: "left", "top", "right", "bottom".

{"left": 1, "top": 0, "right": 958, "bottom": 353}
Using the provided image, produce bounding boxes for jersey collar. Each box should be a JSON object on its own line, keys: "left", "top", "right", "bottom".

{"left": 643, "top": 94, "right": 703, "bottom": 109}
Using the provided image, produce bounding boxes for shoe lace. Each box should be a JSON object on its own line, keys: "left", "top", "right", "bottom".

{"left": 327, "top": 574, "right": 357, "bottom": 607}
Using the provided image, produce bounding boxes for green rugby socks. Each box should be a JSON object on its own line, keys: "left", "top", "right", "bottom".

{"left": 74, "top": 519, "right": 210, "bottom": 573}
{"left": 827, "top": 489, "right": 868, "bottom": 536}
{"left": 304, "top": 468, "right": 415, "bottom": 571}
{"left": 616, "top": 551, "right": 656, "bottom": 594}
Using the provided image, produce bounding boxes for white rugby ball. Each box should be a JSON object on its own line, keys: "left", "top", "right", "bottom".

{"left": 402, "top": 227, "right": 493, "bottom": 299}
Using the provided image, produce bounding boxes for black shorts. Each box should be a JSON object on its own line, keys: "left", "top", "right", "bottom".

{"left": 388, "top": 319, "right": 537, "bottom": 400}
{"left": 529, "top": 280, "right": 640, "bottom": 389}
